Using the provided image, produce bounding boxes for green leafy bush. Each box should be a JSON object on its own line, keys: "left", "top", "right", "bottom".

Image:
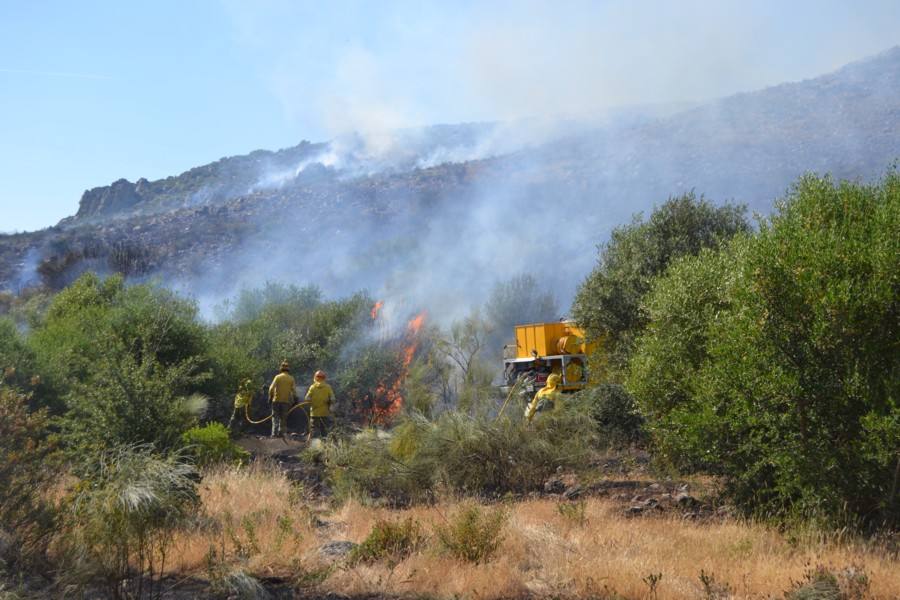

{"left": 61, "top": 445, "right": 199, "bottom": 600}
{"left": 628, "top": 172, "right": 900, "bottom": 526}
{"left": 181, "top": 423, "right": 249, "bottom": 468}
{"left": 27, "top": 274, "right": 211, "bottom": 454}
{"left": 575, "top": 383, "right": 645, "bottom": 443}
{"left": 348, "top": 517, "right": 425, "bottom": 566}
{"left": 572, "top": 192, "right": 748, "bottom": 376}
{"left": 434, "top": 503, "right": 507, "bottom": 564}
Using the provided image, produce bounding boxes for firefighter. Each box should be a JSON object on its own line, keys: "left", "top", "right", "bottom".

{"left": 305, "top": 370, "right": 335, "bottom": 438}
{"left": 525, "top": 373, "right": 563, "bottom": 423}
{"left": 228, "top": 378, "right": 254, "bottom": 434}
{"left": 268, "top": 361, "right": 296, "bottom": 437}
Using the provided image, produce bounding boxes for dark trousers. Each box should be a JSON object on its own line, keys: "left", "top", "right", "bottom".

{"left": 310, "top": 416, "right": 331, "bottom": 439}
{"left": 271, "top": 402, "right": 289, "bottom": 436}
{"left": 227, "top": 406, "right": 245, "bottom": 433}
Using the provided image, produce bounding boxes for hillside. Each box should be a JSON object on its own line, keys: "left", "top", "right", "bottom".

{"left": 2, "top": 47, "right": 899, "bottom": 310}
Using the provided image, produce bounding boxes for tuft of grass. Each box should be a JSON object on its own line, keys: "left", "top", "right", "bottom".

{"left": 316, "top": 408, "right": 598, "bottom": 504}
{"left": 434, "top": 503, "right": 507, "bottom": 564}
{"left": 786, "top": 564, "right": 871, "bottom": 600}
{"left": 557, "top": 499, "right": 588, "bottom": 527}
{"left": 347, "top": 517, "right": 425, "bottom": 566}
{"left": 60, "top": 444, "right": 198, "bottom": 600}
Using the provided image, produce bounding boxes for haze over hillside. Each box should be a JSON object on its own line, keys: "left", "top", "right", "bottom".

{"left": 2, "top": 46, "right": 899, "bottom": 319}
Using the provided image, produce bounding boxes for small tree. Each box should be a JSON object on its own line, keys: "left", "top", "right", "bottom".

{"left": 572, "top": 193, "right": 748, "bottom": 378}
{"left": 628, "top": 173, "right": 900, "bottom": 526}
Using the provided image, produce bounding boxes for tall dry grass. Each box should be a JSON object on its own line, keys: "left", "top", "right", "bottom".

{"left": 170, "top": 467, "right": 900, "bottom": 599}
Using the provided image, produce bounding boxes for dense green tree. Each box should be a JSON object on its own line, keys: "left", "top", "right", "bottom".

{"left": 27, "top": 273, "right": 211, "bottom": 453}
{"left": 628, "top": 173, "right": 900, "bottom": 525}
{"left": 572, "top": 192, "right": 748, "bottom": 377}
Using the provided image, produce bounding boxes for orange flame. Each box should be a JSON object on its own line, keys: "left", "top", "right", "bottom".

{"left": 370, "top": 310, "right": 427, "bottom": 426}
{"left": 371, "top": 300, "right": 384, "bottom": 320}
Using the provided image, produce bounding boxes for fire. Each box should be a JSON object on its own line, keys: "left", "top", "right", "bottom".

{"left": 369, "top": 310, "right": 427, "bottom": 426}
{"left": 371, "top": 300, "right": 384, "bottom": 320}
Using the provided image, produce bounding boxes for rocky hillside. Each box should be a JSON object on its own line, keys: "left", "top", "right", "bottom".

{"left": 2, "top": 47, "right": 899, "bottom": 310}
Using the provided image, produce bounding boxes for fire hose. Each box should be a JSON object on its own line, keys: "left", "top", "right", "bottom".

{"left": 244, "top": 400, "right": 312, "bottom": 424}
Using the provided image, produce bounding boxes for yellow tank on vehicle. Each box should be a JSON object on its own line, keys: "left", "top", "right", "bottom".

{"left": 503, "top": 321, "right": 601, "bottom": 392}
{"left": 512, "top": 322, "right": 596, "bottom": 359}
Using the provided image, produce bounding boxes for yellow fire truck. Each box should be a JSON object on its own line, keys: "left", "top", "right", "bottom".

{"left": 502, "top": 321, "right": 597, "bottom": 393}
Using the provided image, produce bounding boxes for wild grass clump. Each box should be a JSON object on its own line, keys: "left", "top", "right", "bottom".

{"left": 60, "top": 444, "right": 198, "bottom": 600}
{"left": 181, "top": 422, "right": 249, "bottom": 468}
{"left": 786, "top": 565, "right": 871, "bottom": 600}
{"left": 316, "top": 408, "right": 597, "bottom": 504}
{"left": 434, "top": 503, "right": 507, "bottom": 564}
{"left": 315, "top": 429, "right": 433, "bottom": 505}
{"left": 347, "top": 517, "right": 426, "bottom": 566}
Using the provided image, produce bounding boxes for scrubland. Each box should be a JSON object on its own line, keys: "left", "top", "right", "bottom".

{"left": 165, "top": 463, "right": 900, "bottom": 599}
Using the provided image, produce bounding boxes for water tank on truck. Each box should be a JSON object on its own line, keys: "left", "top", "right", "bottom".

{"left": 501, "top": 321, "right": 599, "bottom": 393}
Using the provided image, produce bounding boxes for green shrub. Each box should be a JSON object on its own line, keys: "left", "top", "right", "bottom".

{"left": 317, "top": 408, "right": 598, "bottom": 504}
{"left": 348, "top": 517, "right": 425, "bottom": 566}
{"left": 575, "top": 384, "right": 645, "bottom": 443}
{"left": 181, "top": 423, "right": 249, "bottom": 468}
{"left": 785, "top": 565, "right": 870, "bottom": 600}
{"left": 315, "top": 429, "right": 433, "bottom": 506}
{"left": 557, "top": 500, "right": 588, "bottom": 527}
{"left": 628, "top": 172, "right": 900, "bottom": 526}
{"left": 0, "top": 387, "right": 57, "bottom": 566}
{"left": 434, "top": 503, "right": 507, "bottom": 564}
{"left": 572, "top": 192, "right": 748, "bottom": 376}
{"left": 61, "top": 445, "right": 199, "bottom": 600}
{"left": 27, "top": 273, "right": 212, "bottom": 455}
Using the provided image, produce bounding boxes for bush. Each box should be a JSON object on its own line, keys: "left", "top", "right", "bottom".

{"left": 317, "top": 409, "right": 598, "bottom": 504}
{"left": 628, "top": 172, "right": 900, "bottom": 526}
{"left": 348, "top": 517, "right": 425, "bottom": 566}
{"left": 575, "top": 384, "right": 645, "bottom": 443}
{"left": 785, "top": 565, "right": 870, "bottom": 600}
{"left": 434, "top": 503, "right": 507, "bottom": 564}
{"left": 572, "top": 193, "right": 748, "bottom": 376}
{"left": 315, "top": 429, "right": 433, "bottom": 506}
{"left": 61, "top": 445, "right": 199, "bottom": 600}
{"left": 181, "top": 423, "right": 249, "bottom": 468}
{"left": 27, "top": 274, "right": 211, "bottom": 454}
{"left": 0, "top": 387, "right": 57, "bottom": 566}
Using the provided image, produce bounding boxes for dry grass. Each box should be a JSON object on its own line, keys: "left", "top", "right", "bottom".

{"left": 169, "top": 466, "right": 900, "bottom": 599}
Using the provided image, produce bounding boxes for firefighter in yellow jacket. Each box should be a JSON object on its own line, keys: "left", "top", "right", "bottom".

{"left": 228, "top": 378, "right": 254, "bottom": 434}
{"left": 305, "top": 370, "right": 335, "bottom": 438}
{"left": 525, "top": 373, "right": 563, "bottom": 423}
{"left": 268, "top": 361, "right": 296, "bottom": 437}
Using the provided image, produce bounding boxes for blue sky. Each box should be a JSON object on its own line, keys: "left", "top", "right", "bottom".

{"left": 1, "top": 0, "right": 899, "bottom": 232}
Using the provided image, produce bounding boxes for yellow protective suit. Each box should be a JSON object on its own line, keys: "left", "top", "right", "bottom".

{"left": 525, "top": 373, "right": 563, "bottom": 422}
{"left": 234, "top": 379, "right": 253, "bottom": 408}
{"left": 268, "top": 371, "right": 296, "bottom": 404}
{"left": 305, "top": 380, "right": 335, "bottom": 417}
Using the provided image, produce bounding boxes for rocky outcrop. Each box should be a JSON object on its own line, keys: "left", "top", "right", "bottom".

{"left": 76, "top": 178, "right": 145, "bottom": 219}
